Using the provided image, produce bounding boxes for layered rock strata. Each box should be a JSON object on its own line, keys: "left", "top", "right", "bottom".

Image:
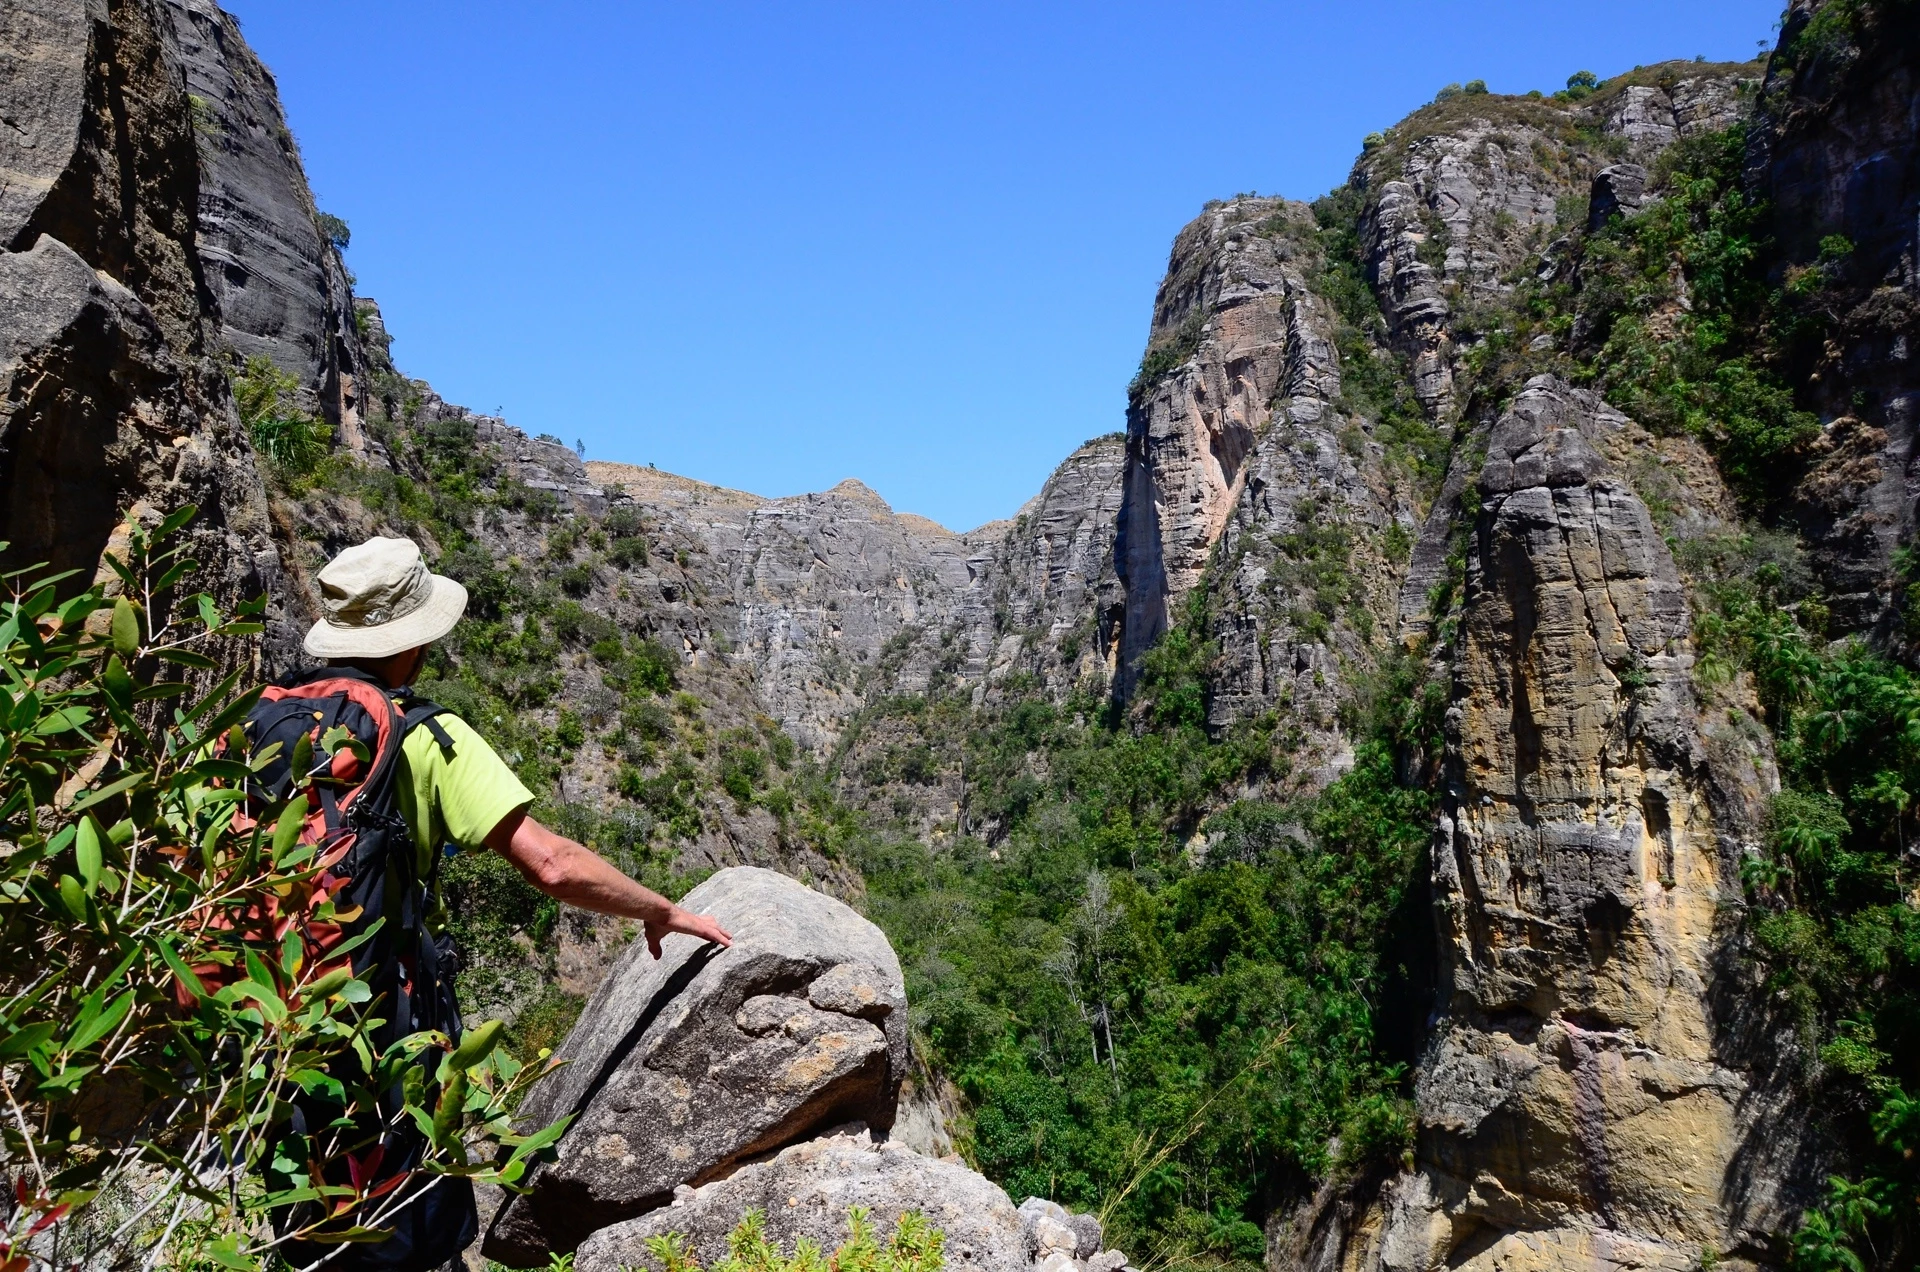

{"left": 1307, "top": 379, "right": 1794, "bottom": 1271}
{"left": 1115, "top": 198, "right": 1347, "bottom": 693}
{"left": 161, "top": 0, "right": 371, "bottom": 444}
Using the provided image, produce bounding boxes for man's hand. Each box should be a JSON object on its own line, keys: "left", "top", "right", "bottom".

{"left": 488, "top": 811, "right": 734, "bottom": 956}
{"left": 645, "top": 905, "right": 734, "bottom": 959}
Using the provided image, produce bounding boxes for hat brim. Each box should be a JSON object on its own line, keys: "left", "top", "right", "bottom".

{"left": 302, "top": 573, "right": 469, "bottom": 660}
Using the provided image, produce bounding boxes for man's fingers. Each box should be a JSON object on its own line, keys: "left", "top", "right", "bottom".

{"left": 647, "top": 928, "right": 664, "bottom": 959}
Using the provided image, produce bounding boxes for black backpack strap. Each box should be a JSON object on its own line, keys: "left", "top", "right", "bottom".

{"left": 396, "top": 696, "right": 455, "bottom": 758}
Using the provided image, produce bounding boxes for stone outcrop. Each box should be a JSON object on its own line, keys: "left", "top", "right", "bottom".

{"left": 485, "top": 867, "right": 911, "bottom": 1263}
{"left": 487, "top": 868, "right": 1135, "bottom": 1271}
{"left": 575, "top": 1129, "right": 1031, "bottom": 1272}
{"left": 0, "top": 0, "right": 269, "bottom": 621}
{"left": 1318, "top": 379, "right": 1801, "bottom": 1270}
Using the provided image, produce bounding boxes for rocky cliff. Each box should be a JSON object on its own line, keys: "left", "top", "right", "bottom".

{"left": 7, "top": 0, "right": 1920, "bottom": 1269}
{"left": 0, "top": 0, "right": 269, "bottom": 642}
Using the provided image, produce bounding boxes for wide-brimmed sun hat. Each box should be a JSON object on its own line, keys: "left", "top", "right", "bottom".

{"left": 302, "top": 536, "right": 469, "bottom": 659}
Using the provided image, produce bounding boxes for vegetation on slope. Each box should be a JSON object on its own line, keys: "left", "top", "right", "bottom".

{"left": 847, "top": 587, "right": 1442, "bottom": 1269}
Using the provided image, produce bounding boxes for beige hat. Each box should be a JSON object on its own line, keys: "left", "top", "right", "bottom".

{"left": 302, "top": 536, "right": 469, "bottom": 659}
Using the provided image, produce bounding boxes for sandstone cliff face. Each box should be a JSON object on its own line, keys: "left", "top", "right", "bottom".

{"left": 1293, "top": 380, "right": 1791, "bottom": 1271}
{"left": 1115, "top": 198, "right": 1347, "bottom": 694}
{"left": 0, "top": 0, "right": 269, "bottom": 621}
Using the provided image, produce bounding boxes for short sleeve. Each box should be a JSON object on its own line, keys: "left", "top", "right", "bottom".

{"left": 400, "top": 714, "right": 535, "bottom": 852}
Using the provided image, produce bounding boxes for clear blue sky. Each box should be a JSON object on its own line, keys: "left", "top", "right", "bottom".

{"left": 224, "top": 0, "right": 1782, "bottom": 531}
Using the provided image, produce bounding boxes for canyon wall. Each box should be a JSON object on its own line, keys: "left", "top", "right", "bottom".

{"left": 7, "top": 1, "right": 1919, "bottom": 1268}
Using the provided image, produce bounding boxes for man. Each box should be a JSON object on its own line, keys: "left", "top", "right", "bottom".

{"left": 302, "top": 535, "right": 732, "bottom": 957}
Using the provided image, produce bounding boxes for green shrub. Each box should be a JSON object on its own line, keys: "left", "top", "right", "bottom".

{"left": 315, "top": 210, "right": 350, "bottom": 251}
{"left": 627, "top": 638, "right": 681, "bottom": 695}
{"left": 232, "top": 354, "right": 330, "bottom": 480}
{"left": 611, "top": 534, "right": 650, "bottom": 568}
{"left": 0, "top": 511, "right": 558, "bottom": 1268}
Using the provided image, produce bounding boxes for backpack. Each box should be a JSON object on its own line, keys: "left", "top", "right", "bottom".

{"left": 219, "top": 666, "right": 479, "bottom": 1271}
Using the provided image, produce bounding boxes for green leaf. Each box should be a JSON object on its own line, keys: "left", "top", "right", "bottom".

{"left": 179, "top": 669, "right": 244, "bottom": 728}
{"left": 156, "top": 648, "right": 217, "bottom": 670}
{"left": 56, "top": 874, "right": 88, "bottom": 922}
{"left": 102, "top": 654, "right": 133, "bottom": 710}
{"left": 157, "top": 938, "right": 207, "bottom": 1001}
{"left": 55, "top": 589, "right": 104, "bottom": 628}
{"left": 192, "top": 758, "right": 254, "bottom": 782}
{"left": 110, "top": 598, "right": 139, "bottom": 657}
{"left": 154, "top": 557, "right": 198, "bottom": 594}
{"left": 299, "top": 968, "right": 355, "bottom": 1002}
{"left": 65, "top": 989, "right": 133, "bottom": 1054}
{"left": 204, "top": 1237, "right": 259, "bottom": 1270}
{"left": 274, "top": 796, "right": 310, "bottom": 861}
{"left": 290, "top": 732, "right": 314, "bottom": 783}
{"left": 245, "top": 946, "right": 275, "bottom": 990}
{"left": 197, "top": 593, "right": 220, "bottom": 631}
{"left": 505, "top": 1114, "right": 574, "bottom": 1164}
{"left": 67, "top": 769, "right": 146, "bottom": 813}
{"left": 37, "top": 1064, "right": 97, "bottom": 1094}
{"left": 32, "top": 705, "right": 92, "bottom": 736}
{"left": 75, "top": 815, "right": 103, "bottom": 894}
{"left": 220, "top": 980, "right": 287, "bottom": 1022}
{"left": 195, "top": 684, "right": 264, "bottom": 746}
{"left": 432, "top": 1070, "right": 469, "bottom": 1146}
{"left": 442, "top": 1019, "right": 505, "bottom": 1079}
{"left": 155, "top": 505, "right": 199, "bottom": 541}
{"left": 0, "top": 1022, "right": 57, "bottom": 1060}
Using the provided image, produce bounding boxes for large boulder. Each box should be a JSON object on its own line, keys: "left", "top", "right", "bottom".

{"left": 484, "top": 867, "right": 909, "bottom": 1264}
{"left": 575, "top": 1128, "right": 1029, "bottom": 1272}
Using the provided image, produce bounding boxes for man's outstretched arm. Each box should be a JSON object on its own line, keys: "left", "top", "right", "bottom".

{"left": 485, "top": 808, "right": 732, "bottom": 958}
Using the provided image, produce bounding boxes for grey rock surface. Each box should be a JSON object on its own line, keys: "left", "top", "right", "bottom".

{"left": 1586, "top": 162, "right": 1648, "bottom": 231}
{"left": 1353, "top": 68, "right": 1750, "bottom": 419}
{"left": 574, "top": 1129, "right": 1030, "bottom": 1272}
{"left": 161, "top": 0, "right": 371, "bottom": 443}
{"left": 484, "top": 867, "right": 909, "bottom": 1263}
{"left": 0, "top": 0, "right": 88, "bottom": 246}
{"left": 0, "top": 0, "right": 270, "bottom": 629}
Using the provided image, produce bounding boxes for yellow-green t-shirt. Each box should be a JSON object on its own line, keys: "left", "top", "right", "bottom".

{"left": 395, "top": 713, "right": 535, "bottom": 875}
